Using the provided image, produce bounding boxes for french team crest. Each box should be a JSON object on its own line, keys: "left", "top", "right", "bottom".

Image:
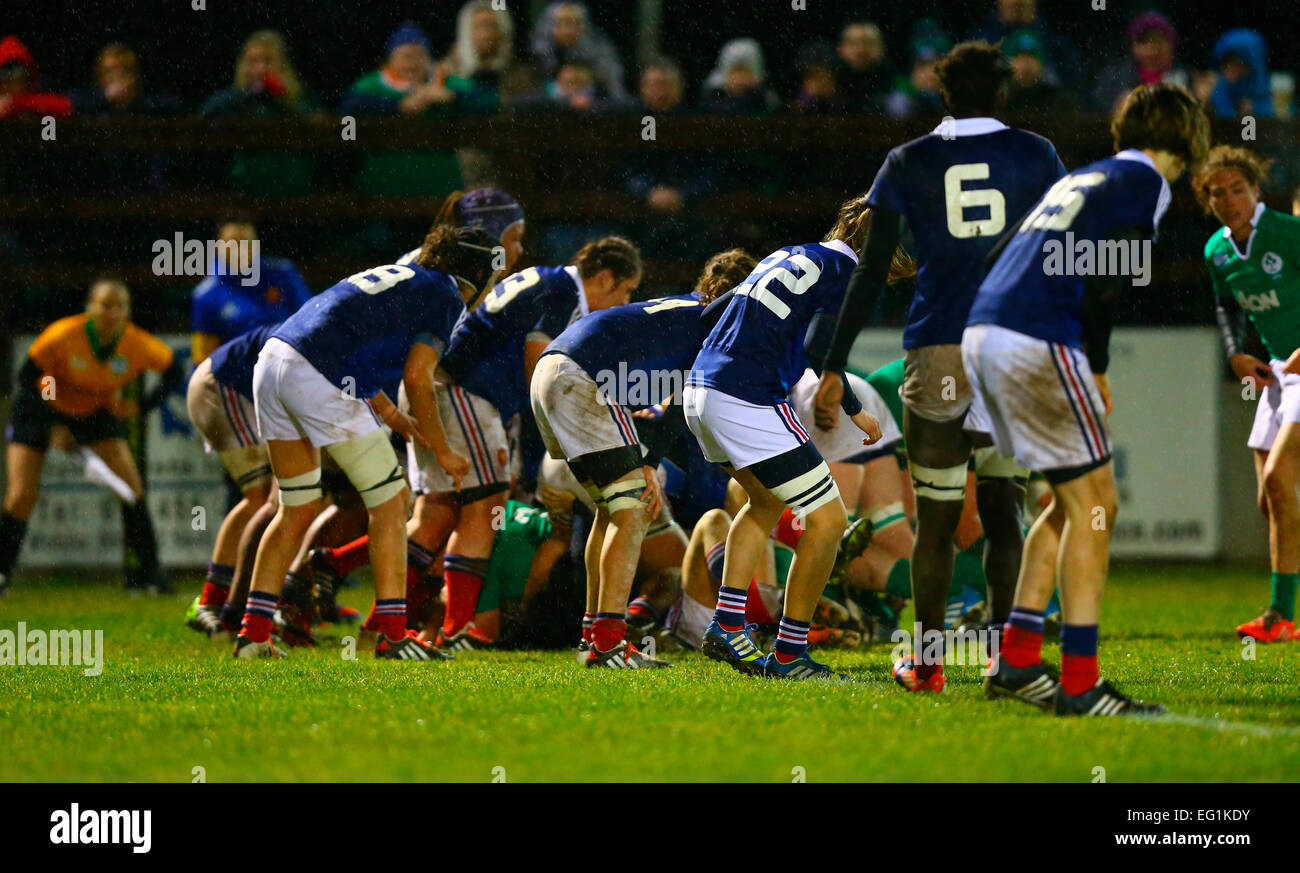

{"left": 1262, "top": 252, "right": 1283, "bottom": 275}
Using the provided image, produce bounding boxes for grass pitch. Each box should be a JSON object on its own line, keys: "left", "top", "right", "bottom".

{"left": 1, "top": 564, "right": 1297, "bottom": 783}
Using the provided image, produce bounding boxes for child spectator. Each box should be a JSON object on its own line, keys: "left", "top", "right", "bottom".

{"left": 530, "top": 2, "right": 628, "bottom": 102}
{"left": 1210, "top": 28, "right": 1275, "bottom": 119}
{"left": 792, "top": 42, "right": 845, "bottom": 115}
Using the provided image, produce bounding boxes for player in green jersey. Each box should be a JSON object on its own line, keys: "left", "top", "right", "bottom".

{"left": 1199, "top": 145, "right": 1300, "bottom": 642}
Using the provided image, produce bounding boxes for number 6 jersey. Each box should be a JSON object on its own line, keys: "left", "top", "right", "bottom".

{"left": 866, "top": 117, "right": 1065, "bottom": 349}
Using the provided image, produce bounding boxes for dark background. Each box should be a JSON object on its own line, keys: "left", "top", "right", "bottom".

{"left": 8, "top": 0, "right": 1297, "bottom": 109}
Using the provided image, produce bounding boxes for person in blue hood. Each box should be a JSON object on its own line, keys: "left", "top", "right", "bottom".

{"left": 1210, "top": 28, "right": 1274, "bottom": 119}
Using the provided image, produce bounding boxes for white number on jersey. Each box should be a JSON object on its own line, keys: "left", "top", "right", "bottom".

{"left": 944, "top": 163, "right": 1006, "bottom": 239}
{"left": 346, "top": 264, "right": 416, "bottom": 295}
{"left": 484, "top": 267, "right": 543, "bottom": 313}
{"left": 734, "top": 250, "right": 822, "bottom": 320}
{"left": 1019, "top": 172, "right": 1107, "bottom": 233}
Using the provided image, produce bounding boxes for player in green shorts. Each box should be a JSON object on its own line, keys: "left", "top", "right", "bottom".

{"left": 1199, "top": 145, "right": 1300, "bottom": 642}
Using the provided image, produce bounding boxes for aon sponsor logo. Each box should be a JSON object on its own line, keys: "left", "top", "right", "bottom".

{"left": 1237, "top": 289, "right": 1280, "bottom": 312}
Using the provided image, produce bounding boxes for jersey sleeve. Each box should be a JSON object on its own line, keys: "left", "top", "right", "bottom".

{"left": 1204, "top": 236, "right": 1231, "bottom": 299}
{"left": 191, "top": 281, "right": 221, "bottom": 334}
{"left": 865, "top": 149, "right": 907, "bottom": 216}
{"left": 415, "top": 279, "right": 463, "bottom": 355}
{"left": 27, "top": 321, "right": 68, "bottom": 374}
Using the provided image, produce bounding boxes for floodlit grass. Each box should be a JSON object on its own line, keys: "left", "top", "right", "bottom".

{"left": 1, "top": 564, "right": 1296, "bottom": 782}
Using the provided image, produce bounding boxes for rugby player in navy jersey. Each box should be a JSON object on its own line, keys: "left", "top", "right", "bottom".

{"left": 233, "top": 225, "right": 499, "bottom": 660}
{"left": 964, "top": 83, "right": 1209, "bottom": 715}
{"left": 184, "top": 322, "right": 279, "bottom": 637}
{"left": 532, "top": 248, "right": 757, "bottom": 668}
{"left": 815, "top": 42, "right": 1067, "bottom": 693}
{"left": 427, "top": 237, "right": 643, "bottom": 650}
{"left": 294, "top": 188, "right": 529, "bottom": 643}
{"left": 685, "top": 197, "right": 912, "bottom": 680}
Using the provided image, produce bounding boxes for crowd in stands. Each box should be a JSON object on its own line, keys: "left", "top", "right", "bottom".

{"left": 3, "top": 3, "right": 1294, "bottom": 125}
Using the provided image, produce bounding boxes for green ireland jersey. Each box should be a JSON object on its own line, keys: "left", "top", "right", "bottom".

{"left": 476, "top": 500, "right": 553, "bottom": 612}
{"left": 1206, "top": 206, "right": 1300, "bottom": 360}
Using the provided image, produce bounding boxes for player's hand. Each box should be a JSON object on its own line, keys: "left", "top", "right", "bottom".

{"left": 1232, "top": 353, "right": 1276, "bottom": 385}
{"left": 111, "top": 397, "right": 139, "bottom": 419}
{"left": 382, "top": 407, "right": 426, "bottom": 446}
{"left": 436, "top": 448, "right": 471, "bottom": 490}
{"left": 640, "top": 465, "right": 662, "bottom": 519}
{"left": 1282, "top": 350, "right": 1300, "bottom": 376}
{"left": 850, "top": 410, "right": 882, "bottom": 445}
{"left": 632, "top": 403, "right": 666, "bottom": 420}
{"left": 814, "top": 371, "right": 843, "bottom": 431}
{"left": 1094, "top": 373, "right": 1114, "bottom": 416}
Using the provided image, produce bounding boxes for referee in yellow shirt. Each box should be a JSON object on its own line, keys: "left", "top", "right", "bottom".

{"left": 1, "top": 279, "right": 183, "bottom": 594}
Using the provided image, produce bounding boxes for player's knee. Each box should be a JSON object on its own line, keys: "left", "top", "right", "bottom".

{"left": 323, "top": 430, "right": 405, "bottom": 509}
{"left": 802, "top": 500, "right": 847, "bottom": 540}
{"left": 5, "top": 487, "right": 38, "bottom": 519}
{"left": 699, "top": 508, "right": 732, "bottom": 541}
{"left": 1262, "top": 464, "right": 1297, "bottom": 508}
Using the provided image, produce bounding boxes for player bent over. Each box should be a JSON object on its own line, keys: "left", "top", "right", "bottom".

{"left": 1196, "top": 146, "right": 1300, "bottom": 642}
{"left": 185, "top": 323, "right": 278, "bottom": 637}
{"left": 532, "top": 248, "right": 756, "bottom": 668}
{"left": 964, "top": 83, "right": 1209, "bottom": 714}
{"left": 685, "top": 198, "right": 900, "bottom": 680}
{"left": 236, "top": 225, "right": 496, "bottom": 659}
{"left": 421, "top": 237, "right": 642, "bottom": 650}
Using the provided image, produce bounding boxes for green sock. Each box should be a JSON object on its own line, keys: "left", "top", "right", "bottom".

{"left": 885, "top": 558, "right": 911, "bottom": 598}
{"left": 950, "top": 548, "right": 987, "bottom": 601}
{"left": 1271, "top": 572, "right": 1298, "bottom": 621}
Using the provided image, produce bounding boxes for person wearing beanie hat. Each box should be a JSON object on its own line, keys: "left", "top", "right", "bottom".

{"left": 0, "top": 35, "right": 72, "bottom": 120}
{"left": 1093, "top": 11, "right": 1189, "bottom": 113}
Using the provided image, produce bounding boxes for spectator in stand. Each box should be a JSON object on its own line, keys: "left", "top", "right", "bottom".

{"left": 1093, "top": 12, "right": 1189, "bottom": 114}
{"left": 1209, "top": 28, "right": 1275, "bottom": 119}
{"left": 884, "top": 21, "right": 949, "bottom": 118}
{"left": 69, "top": 44, "right": 182, "bottom": 196}
{"left": 69, "top": 43, "right": 181, "bottom": 116}
{"left": 0, "top": 35, "right": 71, "bottom": 120}
{"left": 1003, "top": 29, "right": 1076, "bottom": 117}
{"left": 341, "top": 22, "right": 486, "bottom": 199}
{"left": 530, "top": 2, "right": 628, "bottom": 103}
{"left": 791, "top": 42, "right": 845, "bottom": 115}
{"left": 447, "top": 0, "right": 537, "bottom": 104}
{"left": 202, "top": 30, "right": 317, "bottom": 118}
{"left": 342, "top": 20, "right": 495, "bottom": 117}
{"left": 515, "top": 61, "right": 615, "bottom": 112}
{"left": 202, "top": 30, "right": 319, "bottom": 196}
{"left": 834, "top": 22, "right": 895, "bottom": 114}
{"left": 621, "top": 59, "right": 716, "bottom": 258}
{"left": 699, "top": 38, "right": 780, "bottom": 115}
{"left": 967, "top": 0, "right": 1083, "bottom": 92}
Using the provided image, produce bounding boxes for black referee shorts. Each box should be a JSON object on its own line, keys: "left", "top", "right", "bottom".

{"left": 5, "top": 392, "right": 125, "bottom": 450}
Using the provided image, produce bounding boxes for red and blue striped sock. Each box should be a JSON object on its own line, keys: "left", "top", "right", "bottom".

{"left": 627, "top": 596, "right": 659, "bottom": 623}
{"left": 592, "top": 613, "right": 626, "bottom": 652}
{"left": 774, "top": 616, "right": 811, "bottom": 663}
{"left": 201, "top": 562, "right": 233, "bottom": 607}
{"left": 713, "top": 585, "right": 748, "bottom": 632}
{"left": 374, "top": 598, "right": 407, "bottom": 642}
{"left": 581, "top": 612, "right": 595, "bottom": 643}
{"left": 705, "top": 543, "right": 726, "bottom": 584}
{"left": 442, "top": 553, "right": 488, "bottom": 636}
{"left": 1002, "top": 607, "right": 1045, "bottom": 668}
{"left": 241, "top": 590, "right": 279, "bottom": 643}
{"left": 1060, "top": 624, "right": 1099, "bottom": 696}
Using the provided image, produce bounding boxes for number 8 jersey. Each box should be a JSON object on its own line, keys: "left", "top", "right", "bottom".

{"left": 866, "top": 117, "right": 1065, "bottom": 349}
{"left": 689, "top": 240, "right": 858, "bottom": 406}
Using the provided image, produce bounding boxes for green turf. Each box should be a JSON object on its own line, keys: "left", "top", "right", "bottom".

{"left": 1, "top": 564, "right": 1297, "bottom": 782}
